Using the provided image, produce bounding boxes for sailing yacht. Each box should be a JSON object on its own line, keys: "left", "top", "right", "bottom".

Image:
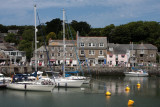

{"left": 7, "top": 5, "right": 55, "bottom": 92}
{"left": 53, "top": 9, "right": 84, "bottom": 88}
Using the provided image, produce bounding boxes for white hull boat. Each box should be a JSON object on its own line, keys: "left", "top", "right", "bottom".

{"left": 55, "top": 77, "right": 84, "bottom": 88}
{"left": 124, "top": 72, "right": 148, "bottom": 77}
{"left": 66, "top": 76, "right": 90, "bottom": 84}
{"left": 7, "top": 81, "right": 55, "bottom": 92}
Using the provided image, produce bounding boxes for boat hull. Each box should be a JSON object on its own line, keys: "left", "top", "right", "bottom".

{"left": 7, "top": 83, "right": 55, "bottom": 92}
{"left": 124, "top": 72, "right": 149, "bottom": 77}
{"left": 55, "top": 78, "right": 84, "bottom": 88}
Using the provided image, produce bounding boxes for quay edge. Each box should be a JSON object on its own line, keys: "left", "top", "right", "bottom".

{"left": 0, "top": 66, "right": 160, "bottom": 77}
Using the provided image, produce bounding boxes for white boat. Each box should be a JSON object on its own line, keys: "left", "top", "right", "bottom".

{"left": 0, "top": 73, "right": 11, "bottom": 82}
{"left": 6, "top": 5, "right": 56, "bottom": 92}
{"left": 7, "top": 80, "right": 55, "bottom": 92}
{"left": 52, "top": 9, "right": 84, "bottom": 88}
{"left": 66, "top": 76, "right": 90, "bottom": 84}
{"left": 124, "top": 69, "right": 149, "bottom": 77}
{"left": 0, "top": 73, "right": 11, "bottom": 88}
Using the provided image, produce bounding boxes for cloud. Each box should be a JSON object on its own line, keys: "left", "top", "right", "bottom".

{"left": 0, "top": 0, "right": 160, "bottom": 27}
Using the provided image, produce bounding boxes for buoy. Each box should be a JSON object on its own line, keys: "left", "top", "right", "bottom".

{"left": 125, "top": 86, "right": 130, "bottom": 91}
{"left": 137, "top": 83, "right": 141, "bottom": 87}
{"left": 105, "top": 91, "right": 111, "bottom": 96}
{"left": 128, "top": 100, "right": 134, "bottom": 106}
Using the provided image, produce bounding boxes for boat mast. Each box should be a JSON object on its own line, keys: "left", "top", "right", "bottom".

{"left": 34, "top": 5, "right": 37, "bottom": 72}
{"left": 63, "top": 9, "right": 66, "bottom": 77}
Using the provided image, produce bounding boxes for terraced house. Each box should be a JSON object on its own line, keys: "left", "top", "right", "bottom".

{"left": 78, "top": 37, "right": 107, "bottom": 66}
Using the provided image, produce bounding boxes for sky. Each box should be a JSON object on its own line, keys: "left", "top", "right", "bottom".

{"left": 0, "top": 0, "right": 160, "bottom": 28}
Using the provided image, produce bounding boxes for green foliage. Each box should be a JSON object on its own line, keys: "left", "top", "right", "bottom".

{"left": 18, "top": 40, "right": 32, "bottom": 61}
{"left": 46, "top": 32, "right": 57, "bottom": 42}
{"left": 22, "top": 29, "right": 34, "bottom": 41}
{"left": 0, "top": 24, "right": 8, "bottom": 33}
{"left": 4, "top": 33, "right": 19, "bottom": 45}
{"left": 88, "top": 28, "right": 103, "bottom": 36}
{"left": 70, "top": 20, "right": 91, "bottom": 36}
{"left": 46, "top": 18, "right": 62, "bottom": 35}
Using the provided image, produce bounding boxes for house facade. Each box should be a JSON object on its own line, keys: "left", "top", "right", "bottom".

{"left": 129, "top": 43, "right": 158, "bottom": 66}
{"left": 107, "top": 44, "right": 130, "bottom": 67}
{"left": 0, "top": 43, "right": 26, "bottom": 65}
{"left": 48, "top": 40, "right": 77, "bottom": 66}
{"left": 78, "top": 37, "right": 107, "bottom": 66}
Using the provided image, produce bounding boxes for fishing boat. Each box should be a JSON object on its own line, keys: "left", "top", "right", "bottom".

{"left": 124, "top": 67, "right": 148, "bottom": 77}
{"left": 6, "top": 5, "right": 55, "bottom": 92}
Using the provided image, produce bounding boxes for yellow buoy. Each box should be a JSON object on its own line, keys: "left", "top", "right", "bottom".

{"left": 128, "top": 100, "right": 134, "bottom": 106}
{"left": 105, "top": 91, "right": 111, "bottom": 96}
{"left": 137, "top": 83, "right": 141, "bottom": 87}
{"left": 125, "top": 86, "right": 130, "bottom": 91}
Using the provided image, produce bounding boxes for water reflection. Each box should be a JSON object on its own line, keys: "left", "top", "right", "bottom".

{"left": 89, "top": 76, "right": 160, "bottom": 96}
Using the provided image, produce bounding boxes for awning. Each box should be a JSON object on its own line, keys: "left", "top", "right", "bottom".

{"left": 50, "top": 59, "right": 56, "bottom": 61}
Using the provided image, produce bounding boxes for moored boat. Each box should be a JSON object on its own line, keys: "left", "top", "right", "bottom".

{"left": 124, "top": 69, "right": 148, "bottom": 77}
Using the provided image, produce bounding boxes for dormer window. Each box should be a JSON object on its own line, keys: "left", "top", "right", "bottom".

{"left": 99, "top": 43, "right": 104, "bottom": 47}
{"left": 80, "top": 43, "right": 85, "bottom": 47}
{"left": 88, "top": 43, "right": 96, "bottom": 47}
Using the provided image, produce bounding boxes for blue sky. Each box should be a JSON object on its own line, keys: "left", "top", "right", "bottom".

{"left": 0, "top": 0, "right": 160, "bottom": 28}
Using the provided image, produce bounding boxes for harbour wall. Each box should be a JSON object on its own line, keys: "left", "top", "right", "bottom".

{"left": 0, "top": 66, "right": 160, "bottom": 76}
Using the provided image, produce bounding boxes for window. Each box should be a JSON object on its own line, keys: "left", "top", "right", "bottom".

{"left": 140, "top": 54, "right": 143, "bottom": 57}
{"left": 51, "top": 53, "right": 54, "bottom": 56}
{"left": 88, "top": 43, "right": 96, "bottom": 47}
{"left": 109, "top": 54, "right": 113, "bottom": 58}
{"left": 40, "top": 55, "right": 43, "bottom": 58}
{"left": 70, "top": 53, "right": 73, "bottom": 57}
{"left": 99, "top": 50, "right": 103, "bottom": 55}
{"left": 80, "top": 50, "right": 84, "bottom": 55}
{"left": 58, "top": 53, "right": 60, "bottom": 56}
{"left": 80, "top": 43, "right": 85, "bottom": 47}
{"left": 99, "top": 43, "right": 104, "bottom": 47}
{"left": 150, "top": 54, "right": 154, "bottom": 57}
{"left": 89, "top": 50, "right": 95, "bottom": 55}
{"left": 121, "top": 54, "right": 125, "bottom": 58}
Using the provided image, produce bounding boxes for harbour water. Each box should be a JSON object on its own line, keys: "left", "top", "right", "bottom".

{"left": 0, "top": 76, "right": 160, "bottom": 107}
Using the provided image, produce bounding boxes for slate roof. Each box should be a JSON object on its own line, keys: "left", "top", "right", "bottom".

{"left": 129, "top": 43, "right": 157, "bottom": 50}
{"left": 49, "top": 40, "right": 76, "bottom": 46}
{"left": 0, "top": 43, "right": 16, "bottom": 51}
{"left": 113, "top": 44, "right": 130, "bottom": 54}
{"left": 108, "top": 43, "right": 157, "bottom": 54}
{"left": 79, "top": 37, "right": 107, "bottom": 49}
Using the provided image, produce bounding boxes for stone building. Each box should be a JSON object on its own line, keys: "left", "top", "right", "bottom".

{"left": 78, "top": 37, "right": 107, "bottom": 66}
{"left": 129, "top": 43, "right": 158, "bottom": 66}
{"left": 48, "top": 40, "right": 77, "bottom": 66}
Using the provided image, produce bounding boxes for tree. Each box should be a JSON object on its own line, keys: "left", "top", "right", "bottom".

{"left": 70, "top": 20, "right": 91, "bottom": 36}
{"left": 18, "top": 40, "right": 32, "bottom": 61}
{"left": 46, "top": 32, "right": 57, "bottom": 42}
{"left": 4, "top": 33, "right": 19, "bottom": 45}
{"left": 0, "top": 24, "right": 7, "bottom": 33}
{"left": 22, "top": 29, "right": 34, "bottom": 41}
{"left": 88, "top": 28, "right": 103, "bottom": 36}
{"left": 46, "top": 18, "right": 62, "bottom": 35}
